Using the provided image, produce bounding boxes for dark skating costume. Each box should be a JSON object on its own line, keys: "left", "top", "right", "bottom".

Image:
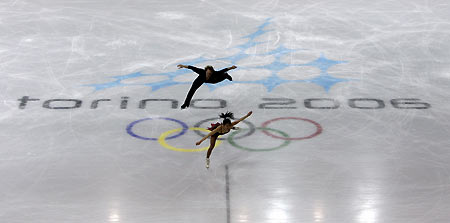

{"left": 181, "top": 66, "right": 233, "bottom": 109}
{"left": 207, "top": 122, "right": 221, "bottom": 131}
{"left": 207, "top": 122, "right": 230, "bottom": 137}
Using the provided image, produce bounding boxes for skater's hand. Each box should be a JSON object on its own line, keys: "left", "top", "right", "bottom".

{"left": 196, "top": 141, "right": 201, "bottom": 145}
{"left": 177, "top": 64, "right": 186, "bottom": 69}
{"left": 230, "top": 65, "right": 237, "bottom": 69}
{"left": 247, "top": 111, "right": 253, "bottom": 116}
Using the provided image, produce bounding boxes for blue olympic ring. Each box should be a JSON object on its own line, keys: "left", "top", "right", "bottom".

{"left": 126, "top": 117, "right": 188, "bottom": 141}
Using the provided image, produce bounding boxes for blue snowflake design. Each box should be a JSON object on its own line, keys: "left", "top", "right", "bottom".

{"left": 85, "top": 18, "right": 352, "bottom": 93}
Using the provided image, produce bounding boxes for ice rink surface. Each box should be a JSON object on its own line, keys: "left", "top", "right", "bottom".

{"left": 1, "top": 0, "right": 450, "bottom": 222}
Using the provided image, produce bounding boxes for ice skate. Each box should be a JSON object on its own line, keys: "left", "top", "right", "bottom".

{"left": 180, "top": 103, "right": 189, "bottom": 109}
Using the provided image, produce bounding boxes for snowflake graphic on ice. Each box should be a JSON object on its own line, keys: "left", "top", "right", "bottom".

{"left": 85, "top": 18, "right": 352, "bottom": 92}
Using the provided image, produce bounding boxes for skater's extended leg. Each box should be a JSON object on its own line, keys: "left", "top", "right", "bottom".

{"left": 205, "top": 135, "right": 218, "bottom": 169}
{"left": 181, "top": 76, "right": 204, "bottom": 109}
{"left": 206, "top": 135, "right": 218, "bottom": 159}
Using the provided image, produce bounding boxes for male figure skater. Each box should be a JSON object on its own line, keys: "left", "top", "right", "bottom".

{"left": 177, "top": 64, "right": 237, "bottom": 109}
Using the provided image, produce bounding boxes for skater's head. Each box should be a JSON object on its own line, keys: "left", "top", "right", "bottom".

{"left": 205, "top": 65, "right": 214, "bottom": 78}
{"left": 223, "top": 119, "right": 232, "bottom": 125}
{"left": 219, "top": 111, "right": 234, "bottom": 126}
{"left": 204, "top": 65, "right": 214, "bottom": 72}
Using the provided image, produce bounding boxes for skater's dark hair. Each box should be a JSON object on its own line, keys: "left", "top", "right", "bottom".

{"left": 219, "top": 111, "right": 234, "bottom": 125}
{"left": 204, "top": 65, "right": 214, "bottom": 71}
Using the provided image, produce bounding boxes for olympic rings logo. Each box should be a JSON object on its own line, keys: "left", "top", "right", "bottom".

{"left": 126, "top": 117, "right": 323, "bottom": 152}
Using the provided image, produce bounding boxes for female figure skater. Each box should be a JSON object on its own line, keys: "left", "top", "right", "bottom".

{"left": 177, "top": 64, "right": 237, "bottom": 109}
{"left": 196, "top": 111, "right": 253, "bottom": 168}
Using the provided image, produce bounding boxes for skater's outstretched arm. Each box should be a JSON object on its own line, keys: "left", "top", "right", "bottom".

{"left": 231, "top": 111, "right": 252, "bottom": 126}
{"left": 196, "top": 127, "right": 221, "bottom": 145}
{"left": 218, "top": 65, "right": 237, "bottom": 73}
{"left": 178, "top": 64, "right": 204, "bottom": 74}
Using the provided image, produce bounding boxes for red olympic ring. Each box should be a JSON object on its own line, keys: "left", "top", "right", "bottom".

{"left": 261, "top": 117, "right": 322, "bottom": 140}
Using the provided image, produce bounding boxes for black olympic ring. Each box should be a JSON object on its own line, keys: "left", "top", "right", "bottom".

{"left": 193, "top": 118, "right": 256, "bottom": 140}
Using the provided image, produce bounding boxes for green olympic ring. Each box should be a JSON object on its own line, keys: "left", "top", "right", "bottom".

{"left": 227, "top": 127, "right": 291, "bottom": 152}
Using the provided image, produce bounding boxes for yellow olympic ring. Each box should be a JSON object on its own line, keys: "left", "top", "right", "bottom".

{"left": 158, "top": 127, "right": 222, "bottom": 152}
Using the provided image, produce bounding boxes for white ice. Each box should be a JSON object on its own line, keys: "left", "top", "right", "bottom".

{"left": 1, "top": 0, "right": 450, "bottom": 222}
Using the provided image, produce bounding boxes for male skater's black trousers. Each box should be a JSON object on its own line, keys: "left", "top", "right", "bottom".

{"left": 182, "top": 75, "right": 206, "bottom": 107}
